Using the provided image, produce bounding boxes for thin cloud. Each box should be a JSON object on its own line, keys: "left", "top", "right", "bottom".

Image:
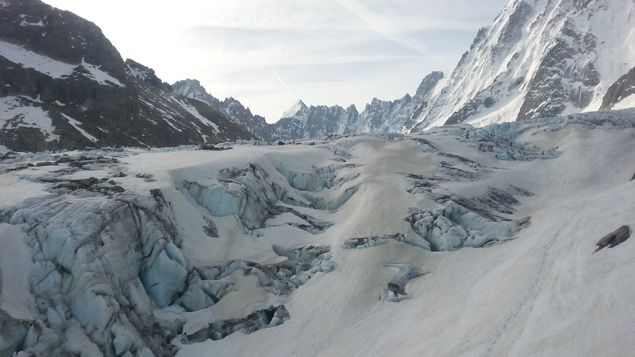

{"left": 333, "top": 0, "right": 431, "bottom": 56}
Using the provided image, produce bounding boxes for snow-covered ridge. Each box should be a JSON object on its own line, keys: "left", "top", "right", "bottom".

{"left": 412, "top": 0, "right": 635, "bottom": 130}
{"left": 0, "top": 109, "right": 633, "bottom": 356}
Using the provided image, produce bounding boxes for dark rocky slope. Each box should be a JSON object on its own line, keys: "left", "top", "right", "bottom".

{"left": 0, "top": 0, "right": 254, "bottom": 151}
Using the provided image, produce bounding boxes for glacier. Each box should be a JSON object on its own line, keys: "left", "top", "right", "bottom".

{"left": 0, "top": 109, "right": 634, "bottom": 356}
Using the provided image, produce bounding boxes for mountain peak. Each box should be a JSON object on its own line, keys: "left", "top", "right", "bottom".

{"left": 281, "top": 100, "right": 307, "bottom": 118}
{"left": 125, "top": 59, "right": 169, "bottom": 90}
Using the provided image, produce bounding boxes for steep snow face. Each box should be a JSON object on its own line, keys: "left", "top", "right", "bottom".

{"left": 0, "top": 109, "right": 634, "bottom": 356}
{"left": 413, "top": 0, "right": 635, "bottom": 130}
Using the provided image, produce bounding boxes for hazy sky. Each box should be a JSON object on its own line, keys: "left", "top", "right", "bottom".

{"left": 45, "top": 0, "right": 508, "bottom": 122}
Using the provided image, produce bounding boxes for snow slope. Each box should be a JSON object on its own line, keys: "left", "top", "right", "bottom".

{"left": 412, "top": 0, "right": 635, "bottom": 130}
{"left": 0, "top": 109, "right": 633, "bottom": 356}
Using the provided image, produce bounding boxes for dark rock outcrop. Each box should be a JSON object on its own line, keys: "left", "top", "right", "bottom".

{"left": 594, "top": 225, "right": 631, "bottom": 252}
{"left": 600, "top": 67, "right": 635, "bottom": 110}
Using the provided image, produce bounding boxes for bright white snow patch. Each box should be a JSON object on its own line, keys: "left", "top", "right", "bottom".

{"left": 613, "top": 94, "right": 635, "bottom": 110}
{"left": 60, "top": 113, "right": 98, "bottom": 142}
{"left": 80, "top": 58, "right": 125, "bottom": 87}
{"left": 177, "top": 99, "right": 219, "bottom": 133}
{"left": 0, "top": 39, "right": 75, "bottom": 79}
{"left": 19, "top": 19, "right": 45, "bottom": 27}
{"left": 0, "top": 40, "right": 125, "bottom": 87}
{"left": 0, "top": 96, "right": 59, "bottom": 141}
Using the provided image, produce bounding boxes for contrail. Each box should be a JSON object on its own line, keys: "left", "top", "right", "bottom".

{"left": 333, "top": 0, "right": 430, "bottom": 57}
{"left": 270, "top": 68, "right": 296, "bottom": 100}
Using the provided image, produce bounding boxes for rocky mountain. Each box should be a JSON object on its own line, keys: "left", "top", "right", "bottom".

{"left": 355, "top": 71, "right": 445, "bottom": 133}
{"left": 5, "top": 0, "right": 632, "bottom": 149}
{"left": 175, "top": 0, "right": 634, "bottom": 139}
{"left": 201, "top": 0, "right": 634, "bottom": 136}
{"left": 173, "top": 79, "right": 271, "bottom": 140}
{"left": 175, "top": 72, "right": 444, "bottom": 141}
{"left": 411, "top": 0, "right": 635, "bottom": 130}
{"left": 601, "top": 66, "right": 635, "bottom": 110}
{"left": 269, "top": 71, "right": 444, "bottom": 139}
{"left": 269, "top": 100, "right": 357, "bottom": 140}
{"left": 0, "top": 0, "right": 254, "bottom": 152}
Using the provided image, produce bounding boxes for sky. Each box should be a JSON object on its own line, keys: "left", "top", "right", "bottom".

{"left": 45, "top": 0, "right": 509, "bottom": 122}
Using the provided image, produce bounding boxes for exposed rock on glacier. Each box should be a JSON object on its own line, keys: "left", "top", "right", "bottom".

{"left": 452, "top": 186, "right": 533, "bottom": 219}
{"left": 594, "top": 225, "right": 631, "bottom": 252}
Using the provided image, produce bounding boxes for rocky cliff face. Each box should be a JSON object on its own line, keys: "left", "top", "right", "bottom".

{"left": 0, "top": 0, "right": 254, "bottom": 151}
{"left": 411, "top": 0, "right": 635, "bottom": 130}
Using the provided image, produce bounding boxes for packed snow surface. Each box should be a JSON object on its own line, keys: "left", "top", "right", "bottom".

{"left": 0, "top": 109, "right": 633, "bottom": 356}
